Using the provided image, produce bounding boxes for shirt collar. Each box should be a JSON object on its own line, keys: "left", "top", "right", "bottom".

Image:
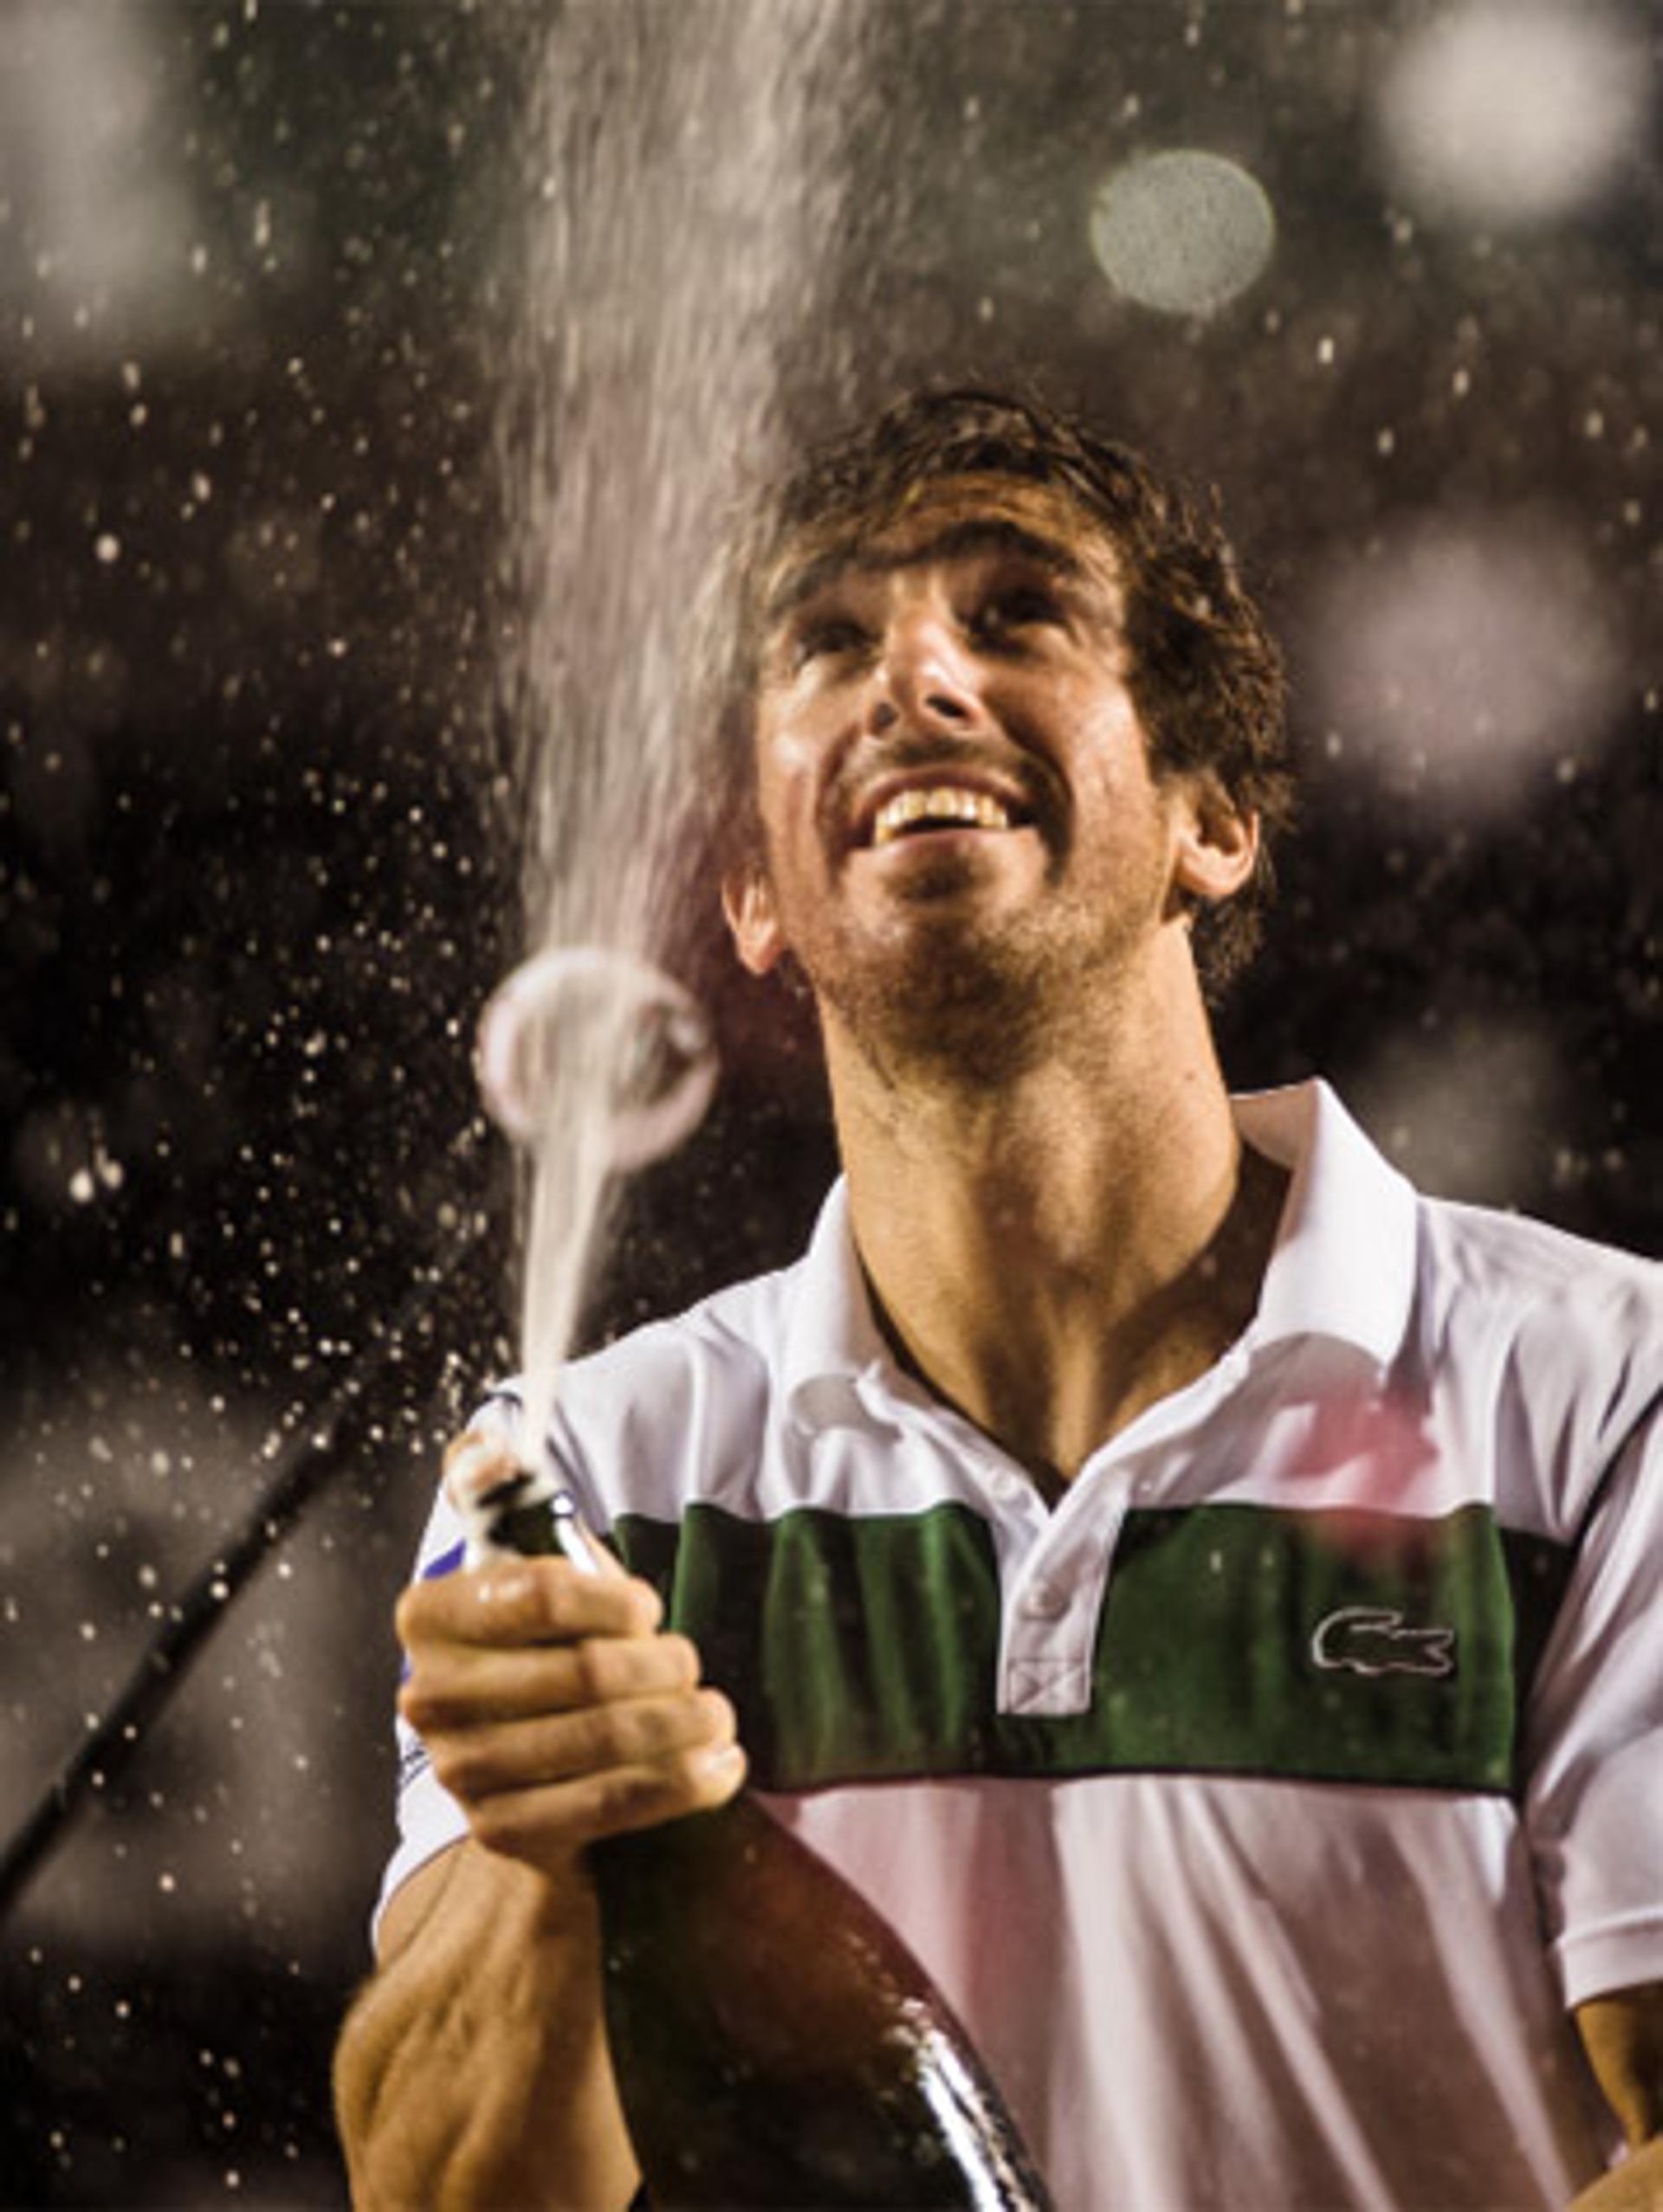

{"left": 781, "top": 1077, "right": 1420, "bottom": 1428}
{"left": 1232, "top": 1077, "right": 1419, "bottom": 1371}
{"left": 780, "top": 1178, "right": 895, "bottom": 1431}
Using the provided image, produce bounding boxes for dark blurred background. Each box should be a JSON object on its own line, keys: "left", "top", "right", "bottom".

{"left": 1, "top": 2, "right": 1656, "bottom": 2203}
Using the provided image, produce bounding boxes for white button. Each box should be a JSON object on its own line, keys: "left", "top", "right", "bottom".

{"left": 988, "top": 1469, "right": 1027, "bottom": 1505}
{"left": 1020, "top": 1579, "right": 1069, "bottom": 1620}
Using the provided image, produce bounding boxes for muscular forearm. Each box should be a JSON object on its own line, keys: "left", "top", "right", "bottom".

{"left": 1569, "top": 2134, "right": 1663, "bottom": 2212}
{"left": 1574, "top": 1986, "right": 1663, "bottom": 2210}
{"left": 338, "top": 1445, "right": 742, "bottom": 2208}
{"left": 333, "top": 1843, "right": 638, "bottom": 2212}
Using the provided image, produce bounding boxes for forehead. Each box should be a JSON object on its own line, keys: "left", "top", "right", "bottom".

{"left": 759, "top": 475, "right": 1123, "bottom": 624}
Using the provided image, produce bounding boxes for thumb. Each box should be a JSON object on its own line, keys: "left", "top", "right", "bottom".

{"left": 443, "top": 1432, "right": 630, "bottom": 1584}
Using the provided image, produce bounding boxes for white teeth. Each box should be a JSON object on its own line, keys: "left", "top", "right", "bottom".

{"left": 871, "top": 786, "right": 1013, "bottom": 847}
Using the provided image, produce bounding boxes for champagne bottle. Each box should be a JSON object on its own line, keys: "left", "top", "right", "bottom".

{"left": 461, "top": 1468, "right": 1054, "bottom": 2210}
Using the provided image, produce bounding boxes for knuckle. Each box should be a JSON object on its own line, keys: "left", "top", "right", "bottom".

{"left": 568, "top": 1635, "right": 614, "bottom": 1707}
{"left": 586, "top": 1764, "right": 676, "bottom": 1838}
{"left": 472, "top": 1560, "right": 555, "bottom": 1635}
{"left": 555, "top": 1687, "right": 709, "bottom": 1779}
{"left": 658, "top": 1633, "right": 703, "bottom": 1688}
{"left": 624, "top": 1578, "right": 665, "bottom": 1633}
{"left": 399, "top": 1653, "right": 487, "bottom": 1737}
{"left": 534, "top": 1559, "right": 626, "bottom": 1642}
{"left": 615, "top": 1698, "right": 694, "bottom": 1765}
{"left": 465, "top": 1782, "right": 591, "bottom": 1875}
{"left": 556, "top": 1702, "right": 615, "bottom": 1776}
{"left": 663, "top": 1741, "right": 746, "bottom": 1818}
{"left": 583, "top": 1733, "right": 746, "bottom": 1841}
{"left": 595, "top": 1707, "right": 649, "bottom": 1767}
{"left": 667, "top": 1743, "right": 720, "bottom": 1795}
{"left": 398, "top": 1674, "right": 445, "bottom": 1734}
{"left": 427, "top": 1738, "right": 479, "bottom": 1798}
{"left": 442, "top": 1430, "right": 512, "bottom": 1477}
{"left": 469, "top": 1794, "right": 532, "bottom": 1857}
{"left": 693, "top": 1686, "right": 737, "bottom": 1744}
{"left": 393, "top": 1583, "right": 433, "bottom": 1646}
{"left": 569, "top": 1630, "right": 670, "bottom": 1706}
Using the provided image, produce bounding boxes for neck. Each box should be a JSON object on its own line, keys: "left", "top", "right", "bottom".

{"left": 825, "top": 978, "right": 1284, "bottom": 1491}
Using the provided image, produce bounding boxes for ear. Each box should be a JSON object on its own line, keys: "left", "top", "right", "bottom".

{"left": 1171, "top": 776, "right": 1259, "bottom": 906}
{"left": 721, "top": 864, "right": 786, "bottom": 976}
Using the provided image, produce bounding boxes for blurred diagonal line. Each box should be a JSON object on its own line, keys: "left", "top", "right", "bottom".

{"left": 0, "top": 1122, "right": 493, "bottom": 1924}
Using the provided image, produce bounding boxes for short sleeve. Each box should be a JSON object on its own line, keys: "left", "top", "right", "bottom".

{"left": 370, "top": 1393, "right": 522, "bottom": 1945}
{"left": 367, "top": 1387, "right": 624, "bottom": 1945}
{"left": 1521, "top": 1406, "right": 1663, "bottom": 2008}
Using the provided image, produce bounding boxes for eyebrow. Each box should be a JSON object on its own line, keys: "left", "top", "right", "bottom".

{"left": 761, "top": 516, "right": 1092, "bottom": 627}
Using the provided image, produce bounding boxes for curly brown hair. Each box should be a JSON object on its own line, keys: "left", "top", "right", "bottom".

{"left": 696, "top": 384, "right": 1295, "bottom": 997}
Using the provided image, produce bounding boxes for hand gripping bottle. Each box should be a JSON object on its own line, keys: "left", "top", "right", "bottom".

{"left": 453, "top": 1458, "right": 1054, "bottom": 2211}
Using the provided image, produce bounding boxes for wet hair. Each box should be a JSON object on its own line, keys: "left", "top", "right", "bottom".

{"left": 697, "top": 383, "right": 1294, "bottom": 996}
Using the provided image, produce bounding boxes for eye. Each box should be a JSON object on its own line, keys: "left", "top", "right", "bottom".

{"left": 790, "top": 615, "right": 871, "bottom": 669}
{"left": 972, "top": 584, "right": 1064, "bottom": 640}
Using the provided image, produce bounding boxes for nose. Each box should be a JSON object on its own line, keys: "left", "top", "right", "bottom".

{"left": 865, "top": 605, "right": 978, "bottom": 738}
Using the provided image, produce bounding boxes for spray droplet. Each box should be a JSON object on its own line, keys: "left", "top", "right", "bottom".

{"left": 476, "top": 947, "right": 717, "bottom": 1173}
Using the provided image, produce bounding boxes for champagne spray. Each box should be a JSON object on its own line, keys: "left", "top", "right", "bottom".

{"left": 456, "top": 946, "right": 1052, "bottom": 2208}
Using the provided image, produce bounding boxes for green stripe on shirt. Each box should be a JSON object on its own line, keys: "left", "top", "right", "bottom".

{"left": 615, "top": 1499, "right": 1573, "bottom": 1796}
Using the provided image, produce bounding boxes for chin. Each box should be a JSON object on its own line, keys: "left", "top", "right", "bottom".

{"left": 819, "top": 936, "right": 1059, "bottom": 1088}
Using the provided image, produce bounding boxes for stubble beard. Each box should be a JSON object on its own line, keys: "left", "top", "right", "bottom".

{"left": 797, "top": 886, "right": 1143, "bottom": 1096}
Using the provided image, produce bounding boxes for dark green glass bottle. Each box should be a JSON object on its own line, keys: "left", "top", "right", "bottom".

{"left": 468, "top": 1472, "right": 1053, "bottom": 2209}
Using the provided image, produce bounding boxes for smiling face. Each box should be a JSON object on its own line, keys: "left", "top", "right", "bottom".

{"left": 722, "top": 475, "right": 1258, "bottom": 1083}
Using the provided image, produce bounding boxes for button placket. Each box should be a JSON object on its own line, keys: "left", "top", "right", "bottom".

{"left": 997, "top": 1480, "right": 1127, "bottom": 1717}
{"left": 859, "top": 1369, "right": 1123, "bottom": 1717}
{"left": 866, "top": 1384, "right": 1049, "bottom": 1602}
{"left": 987, "top": 1465, "right": 1029, "bottom": 1509}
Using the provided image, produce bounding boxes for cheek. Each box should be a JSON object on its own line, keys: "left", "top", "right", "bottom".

{"left": 1056, "top": 695, "right": 1156, "bottom": 809}
{"left": 1077, "top": 680, "right": 1150, "bottom": 756}
{"left": 1065, "top": 741, "right": 1179, "bottom": 883}
{"left": 754, "top": 710, "right": 835, "bottom": 844}
{"left": 760, "top": 725, "right": 824, "bottom": 794}
{"left": 757, "top": 677, "right": 839, "bottom": 764}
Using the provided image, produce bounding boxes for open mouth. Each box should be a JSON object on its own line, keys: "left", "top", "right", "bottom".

{"left": 866, "top": 783, "right": 1031, "bottom": 849}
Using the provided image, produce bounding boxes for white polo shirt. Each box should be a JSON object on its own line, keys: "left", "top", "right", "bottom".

{"left": 385, "top": 1080, "right": 1662, "bottom": 2209}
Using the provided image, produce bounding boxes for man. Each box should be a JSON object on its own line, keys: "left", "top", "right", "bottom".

{"left": 333, "top": 389, "right": 1661, "bottom": 2209}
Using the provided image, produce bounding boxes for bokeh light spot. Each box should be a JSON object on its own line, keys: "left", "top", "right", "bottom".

{"left": 1302, "top": 511, "right": 1625, "bottom": 818}
{"left": 1375, "top": 2, "right": 1646, "bottom": 230}
{"left": 1089, "top": 150, "right": 1275, "bottom": 316}
{"left": 1353, "top": 1019, "right": 1567, "bottom": 1211}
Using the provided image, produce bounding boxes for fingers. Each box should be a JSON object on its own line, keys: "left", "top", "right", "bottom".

{"left": 426, "top": 1686, "right": 739, "bottom": 1807}
{"left": 442, "top": 1431, "right": 631, "bottom": 1582}
{"left": 398, "top": 1436, "right": 746, "bottom": 1869}
{"left": 443, "top": 1426, "right": 514, "bottom": 1491}
{"left": 405, "top": 1661, "right": 747, "bottom": 1867}
{"left": 440, "top": 1429, "right": 525, "bottom": 1537}
{"left": 399, "top": 1620, "right": 702, "bottom": 1732}
{"left": 464, "top": 1734, "right": 749, "bottom": 1862}
{"left": 398, "top": 1555, "right": 663, "bottom": 1653}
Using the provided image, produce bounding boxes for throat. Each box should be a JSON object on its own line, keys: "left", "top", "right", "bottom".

{"left": 858, "top": 1143, "right": 1291, "bottom": 1484}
